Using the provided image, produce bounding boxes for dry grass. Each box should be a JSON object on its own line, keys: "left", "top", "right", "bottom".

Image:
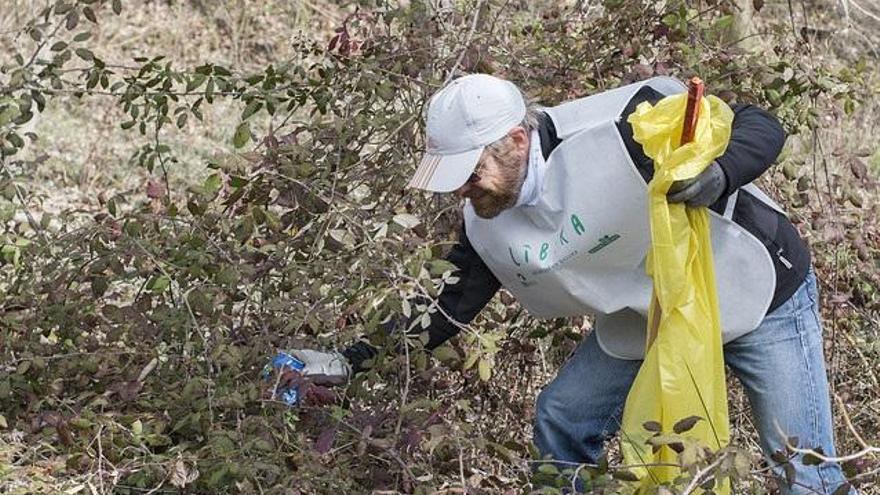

{"left": 1, "top": 0, "right": 878, "bottom": 493}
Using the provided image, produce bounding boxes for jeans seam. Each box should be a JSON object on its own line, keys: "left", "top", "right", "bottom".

{"left": 798, "top": 307, "right": 833, "bottom": 493}
{"left": 600, "top": 402, "right": 625, "bottom": 440}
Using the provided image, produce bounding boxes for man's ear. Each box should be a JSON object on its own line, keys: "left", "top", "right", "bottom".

{"left": 509, "top": 126, "right": 530, "bottom": 157}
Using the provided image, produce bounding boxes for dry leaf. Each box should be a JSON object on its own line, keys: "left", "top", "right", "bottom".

{"left": 170, "top": 459, "right": 200, "bottom": 488}
{"left": 146, "top": 180, "right": 165, "bottom": 199}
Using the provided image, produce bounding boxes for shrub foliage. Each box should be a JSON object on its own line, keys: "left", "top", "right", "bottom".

{"left": 0, "top": 0, "right": 876, "bottom": 493}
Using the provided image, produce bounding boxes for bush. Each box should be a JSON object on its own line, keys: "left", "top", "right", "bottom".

{"left": 1, "top": 0, "right": 876, "bottom": 493}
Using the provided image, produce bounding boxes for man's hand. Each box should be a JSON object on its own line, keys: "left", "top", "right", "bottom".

{"left": 667, "top": 161, "right": 727, "bottom": 207}
{"left": 289, "top": 349, "right": 352, "bottom": 386}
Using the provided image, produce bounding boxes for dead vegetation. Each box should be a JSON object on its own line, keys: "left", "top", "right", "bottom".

{"left": 0, "top": 0, "right": 878, "bottom": 493}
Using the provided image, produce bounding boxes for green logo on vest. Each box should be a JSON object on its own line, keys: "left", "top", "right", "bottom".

{"left": 507, "top": 213, "right": 621, "bottom": 286}
{"left": 588, "top": 234, "right": 621, "bottom": 254}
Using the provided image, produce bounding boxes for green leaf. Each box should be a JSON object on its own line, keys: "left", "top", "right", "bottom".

{"left": 228, "top": 175, "right": 248, "bottom": 188}
{"left": 7, "top": 132, "right": 25, "bottom": 149}
{"left": 432, "top": 346, "right": 460, "bottom": 364}
{"left": 478, "top": 358, "right": 491, "bottom": 381}
{"left": 646, "top": 434, "right": 685, "bottom": 453}
{"left": 241, "top": 100, "right": 262, "bottom": 120}
{"left": 802, "top": 448, "right": 825, "bottom": 466}
{"left": 215, "top": 267, "right": 240, "bottom": 286}
{"left": 536, "top": 463, "right": 559, "bottom": 475}
{"left": 50, "top": 41, "right": 68, "bottom": 51}
{"left": 149, "top": 275, "right": 171, "bottom": 294}
{"left": 112, "top": 0, "right": 122, "bottom": 15}
{"left": 186, "top": 73, "right": 207, "bottom": 92}
{"left": 714, "top": 14, "right": 733, "bottom": 31}
{"left": 31, "top": 91, "right": 46, "bottom": 112}
{"left": 91, "top": 276, "right": 108, "bottom": 297}
{"left": 204, "top": 173, "right": 222, "bottom": 195}
{"left": 55, "top": 2, "right": 74, "bottom": 15}
{"left": 205, "top": 78, "right": 215, "bottom": 102}
{"left": 83, "top": 6, "right": 97, "bottom": 23}
{"left": 73, "top": 31, "right": 91, "bottom": 42}
{"left": 75, "top": 48, "right": 94, "bottom": 61}
{"left": 463, "top": 351, "right": 479, "bottom": 371}
{"left": 612, "top": 469, "right": 640, "bottom": 482}
{"left": 233, "top": 122, "right": 250, "bottom": 148}
{"left": 428, "top": 259, "right": 459, "bottom": 276}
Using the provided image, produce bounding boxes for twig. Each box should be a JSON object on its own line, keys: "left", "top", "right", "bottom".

{"left": 457, "top": 438, "right": 468, "bottom": 491}
{"left": 680, "top": 451, "right": 729, "bottom": 495}
{"left": 847, "top": 464, "right": 880, "bottom": 483}
{"left": 330, "top": 414, "right": 418, "bottom": 481}
{"left": 777, "top": 421, "right": 880, "bottom": 463}
{"left": 834, "top": 393, "right": 871, "bottom": 451}
{"left": 394, "top": 319, "right": 413, "bottom": 437}
{"left": 444, "top": 0, "right": 485, "bottom": 85}
{"left": 96, "top": 424, "right": 106, "bottom": 495}
{"left": 0, "top": 158, "right": 49, "bottom": 245}
{"left": 844, "top": 0, "right": 880, "bottom": 23}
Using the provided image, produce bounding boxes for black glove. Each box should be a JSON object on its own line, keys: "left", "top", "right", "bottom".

{"left": 667, "top": 161, "right": 728, "bottom": 207}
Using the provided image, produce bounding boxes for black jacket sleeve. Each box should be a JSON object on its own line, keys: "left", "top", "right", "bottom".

{"left": 714, "top": 104, "right": 786, "bottom": 196}
{"left": 617, "top": 86, "right": 786, "bottom": 202}
{"left": 342, "top": 223, "right": 500, "bottom": 374}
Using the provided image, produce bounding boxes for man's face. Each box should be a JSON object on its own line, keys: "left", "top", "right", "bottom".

{"left": 455, "top": 129, "right": 529, "bottom": 219}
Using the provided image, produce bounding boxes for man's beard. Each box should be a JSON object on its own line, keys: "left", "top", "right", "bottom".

{"left": 470, "top": 150, "right": 527, "bottom": 219}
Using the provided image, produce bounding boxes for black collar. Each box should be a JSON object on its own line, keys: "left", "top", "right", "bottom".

{"left": 536, "top": 111, "right": 561, "bottom": 160}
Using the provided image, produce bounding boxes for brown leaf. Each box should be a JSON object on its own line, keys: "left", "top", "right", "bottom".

{"left": 401, "top": 428, "right": 423, "bottom": 453}
{"left": 643, "top": 420, "right": 662, "bottom": 432}
{"left": 833, "top": 483, "right": 853, "bottom": 495}
{"left": 110, "top": 380, "right": 144, "bottom": 402}
{"left": 146, "top": 180, "right": 165, "bottom": 199}
{"left": 653, "top": 62, "right": 670, "bottom": 76}
{"left": 315, "top": 426, "right": 337, "bottom": 454}
{"left": 499, "top": 290, "right": 516, "bottom": 305}
{"left": 784, "top": 462, "right": 796, "bottom": 486}
{"left": 302, "top": 384, "right": 336, "bottom": 406}
{"left": 850, "top": 158, "right": 868, "bottom": 181}
{"left": 632, "top": 63, "right": 654, "bottom": 80}
{"left": 673, "top": 415, "right": 702, "bottom": 434}
{"left": 854, "top": 237, "right": 871, "bottom": 262}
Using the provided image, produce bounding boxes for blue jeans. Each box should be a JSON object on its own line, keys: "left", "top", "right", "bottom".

{"left": 534, "top": 270, "right": 855, "bottom": 494}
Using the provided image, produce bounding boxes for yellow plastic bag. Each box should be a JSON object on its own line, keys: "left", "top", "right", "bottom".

{"left": 620, "top": 92, "right": 734, "bottom": 492}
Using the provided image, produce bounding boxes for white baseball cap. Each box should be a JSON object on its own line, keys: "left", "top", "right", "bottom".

{"left": 408, "top": 74, "right": 526, "bottom": 192}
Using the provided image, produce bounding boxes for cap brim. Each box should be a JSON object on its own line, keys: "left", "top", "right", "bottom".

{"left": 407, "top": 147, "right": 483, "bottom": 192}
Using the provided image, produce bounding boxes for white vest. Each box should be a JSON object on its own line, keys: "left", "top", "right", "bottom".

{"left": 464, "top": 77, "right": 783, "bottom": 360}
